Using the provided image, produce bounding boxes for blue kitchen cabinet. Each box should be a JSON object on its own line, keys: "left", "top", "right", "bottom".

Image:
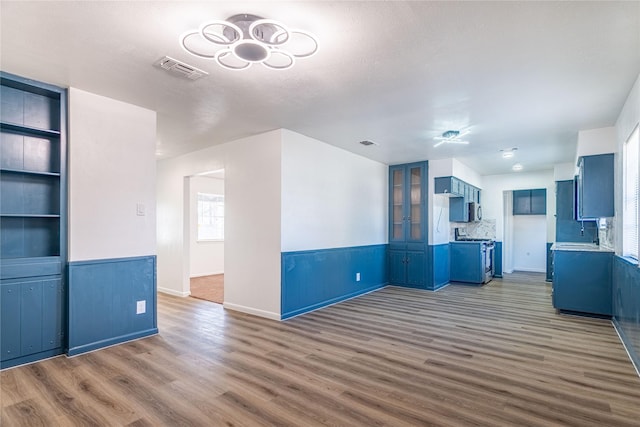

{"left": 576, "top": 154, "right": 614, "bottom": 219}
{"left": 388, "top": 162, "right": 428, "bottom": 288}
{"left": 0, "top": 72, "right": 67, "bottom": 369}
{"left": 435, "top": 176, "right": 481, "bottom": 222}
{"left": 553, "top": 250, "right": 612, "bottom": 316}
{"left": 513, "top": 189, "right": 546, "bottom": 215}
{"left": 450, "top": 242, "right": 484, "bottom": 284}
{"left": 434, "top": 176, "right": 463, "bottom": 197}
{"left": 555, "top": 180, "right": 597, "bottom": 242}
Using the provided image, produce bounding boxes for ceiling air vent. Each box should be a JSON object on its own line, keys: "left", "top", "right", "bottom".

{"left": 359, "top": 140, "right": 378, "bottom": 146}
{"left": 153, "top": 56, "right": 208, "bottom": 80}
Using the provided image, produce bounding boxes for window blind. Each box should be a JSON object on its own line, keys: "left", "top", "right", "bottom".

{"left": 623, "top": 125, "right": 639, "bottom": 260}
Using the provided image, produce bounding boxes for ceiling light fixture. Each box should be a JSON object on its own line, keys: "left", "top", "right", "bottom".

{"left": 512, "top": 163, "right": 523, "bottom": 171}
{"left": 180, "top": 14, "right": 319, "bottom": 70}
{"left": 433, "top": 130, "right": 470, "bottom": 147}
{"left": 500, "top": 147, "right": 518, "bottom": 159}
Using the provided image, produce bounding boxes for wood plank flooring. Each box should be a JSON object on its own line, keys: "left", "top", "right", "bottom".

{"left": 2, "top": 273, "right": 640, "bottom": 426}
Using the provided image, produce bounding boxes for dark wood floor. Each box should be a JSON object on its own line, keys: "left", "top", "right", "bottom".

{"left": 2, "top": 274, "right": 640, "bottom": 426}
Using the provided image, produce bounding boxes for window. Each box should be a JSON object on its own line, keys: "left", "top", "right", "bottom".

{"left": 197, "top": 193, "right": 224, "bottom": 241}
{"left": 622, "top": 125, "right": 639, "bottom": 260}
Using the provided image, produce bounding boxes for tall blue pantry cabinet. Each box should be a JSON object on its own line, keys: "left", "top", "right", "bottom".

{"left": 388, "top": 162, "right": 428, "bottom": 288}
{"left": 0, "top": 72, "right": 67, "bottom": 369}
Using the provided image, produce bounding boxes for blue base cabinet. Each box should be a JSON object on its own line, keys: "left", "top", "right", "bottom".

{"left": 450, "top": 242, "right": 485, "bottom": 284}
{"left": 388, "top": 162, "right": 429, "bottom": 289}
{"left": 553, "top": 250, "right": 613, "bottom": 316}
{"left": 1, "top": 72, "right": 67, "bottom": 369}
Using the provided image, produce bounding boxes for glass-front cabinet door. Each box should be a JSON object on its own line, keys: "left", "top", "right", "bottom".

{"left": 390, "top": 166, "right": 405, "bottom": 242}
{"left": 389, "top": 163, "right": 426, "bottom": 243}
{"left": 407, "top": 164, "right": 425, "bottom": 242}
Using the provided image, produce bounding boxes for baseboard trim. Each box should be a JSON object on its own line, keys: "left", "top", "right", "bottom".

{"left": 67, "top": 328, "right": 158, "bottom": 356}
{"left": 223, "top": 302, "right": 281, "bottom": 321}
{"left": 281, "top": 283, "right": 387, "bottom": 320}
{"left": 158, "top": 287, "right": 190, "bottom": 297}
{"left": 612, "top": 318, "right": 640, "bottom": 378}
{"left": 190, "top": 271, "right": 224, "bottom": 278}
{"left": 512, "top": 268, "right": 546, "bottom": 273}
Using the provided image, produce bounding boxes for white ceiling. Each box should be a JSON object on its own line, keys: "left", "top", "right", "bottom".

{"left": 1, "top": 1, "right": 638, "bottom": 175}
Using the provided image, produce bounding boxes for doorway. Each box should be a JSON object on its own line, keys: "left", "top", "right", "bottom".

{"left": 186, "top": 171, "right": 225, "bottom": 304}
{"left": 503, "top": 190, "right": 547, "bottom": 274}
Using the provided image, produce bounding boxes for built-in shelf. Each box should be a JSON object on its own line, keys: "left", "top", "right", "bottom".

{"left": 0, "top": 121, "right": 61, "bottom": 138}
{"left": 0, "top": 168, "right": 61, "bottom": 177}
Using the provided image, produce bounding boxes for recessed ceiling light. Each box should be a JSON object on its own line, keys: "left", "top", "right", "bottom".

{"left": 512, "top": 163, "right": 523, "bottom": 171}
{"left": 500, "top": 147, "right": 518, "bottom": 159}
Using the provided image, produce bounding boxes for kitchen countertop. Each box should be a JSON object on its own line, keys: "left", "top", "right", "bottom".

{"left": 551, "top": 242, "right": 614, "bottom": 252}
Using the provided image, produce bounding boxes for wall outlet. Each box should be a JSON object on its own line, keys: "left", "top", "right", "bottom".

{"left": 136, "top": 300, "right": 146, "bottom": 314}
{"left": 136, "top": 203, "right": 145, "bottom": 216}
{"left": 356, "top": 272, "right": 361, "bottom": 282}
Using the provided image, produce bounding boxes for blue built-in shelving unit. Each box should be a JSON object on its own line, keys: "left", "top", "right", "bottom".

{"left": 1, "top": 72, "right": 67, "bottom": 369}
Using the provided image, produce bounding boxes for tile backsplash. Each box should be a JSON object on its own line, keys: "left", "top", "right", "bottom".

{"left": 598, "top": 217, "right": 615, "bottom": 250}
{"left": 450, "top": 219, "right": 497, "bottom": 241}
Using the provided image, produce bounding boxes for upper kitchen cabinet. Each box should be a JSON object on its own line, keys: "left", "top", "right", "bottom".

{"left": 513, "top": 189, "right": 546, "bottom": 215}
{"left": 434, "top": 176, "right": 481, "bottom": 222}
{"left": 576, "top": 153, "right": 614, "bottom": 219}
{"left": 389, "top": 162, "right": 428, "bottom": 288}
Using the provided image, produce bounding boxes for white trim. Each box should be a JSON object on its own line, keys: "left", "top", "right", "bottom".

{"left": 511, "top": 267, "right": 546, "bottom": 273}
{"left": 158, "top": 287, "right": 191, "bottom": 297}
{"left": 281, "top": 285, "right": 389, "bottom": 321}
{"left": 190, "top": 271, "right": 224, "bottom": 278}
{"left": 223, "top": 302, "right": 281, "bottom": 320}
{"left": 612, "top": 320, "right": 640, "bottom": 378}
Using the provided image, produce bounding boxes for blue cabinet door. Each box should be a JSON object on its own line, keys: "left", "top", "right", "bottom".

{"left": 21, "top": 279, "right": 44, "bottom": 356}
{"left": 553, "top": 250, "right": 612, "bottom": 315}
{"left": 1, "top": 284, "right": 21, "bottom": 361}
{"left": 530, "top": 189, "right": 546, "bottom": 214}
{"left": 406, "top": 251, "right": 425, "bottom": 287}
{"left": 42, "top": 278, "right": 63, "bottom": 351}
{"left": 513, "top": 190, "right": 531, "bottom": 215}
{"left": 578, "top": 154, "right": 614, "bottom": 219}
{"left": 556, "top": 180, "right": 573, "bottom": 220}
{"left": 388, "top": 251, "right": 406, "bottom": 285}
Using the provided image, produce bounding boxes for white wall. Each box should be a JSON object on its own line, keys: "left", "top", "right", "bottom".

{"left": 554, "top": 162, "right": 576, "bottom": 181}
{"left": 157, "top": 130, "right": 282, "bottom": 319}
{"left": 189, "top": 176, "right": 224, "bottom": 277}
{"left": 512, "top": 216, "right": 547, "bottom": 272}
{"left": 280, "top": 130, "right": 387, "bottom": 251}
{"left": 482, "top": 170, "right": 556, "bottom": 242}
{"left": 428, "top": 158, "right": 485, "bottom": 245}
{"left": 68, "top": 88, "right": 156, "bottom": 261}
{"left": 428, "top": 159, "right": 453, "bottom": 245}
{"left": 615, "top": 73, "right": 640, "bottom": 255}
{"left": 576, "top": 127, "right": 617, "bottom": 164}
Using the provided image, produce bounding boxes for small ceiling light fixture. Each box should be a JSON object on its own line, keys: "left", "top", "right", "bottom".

{"left": 180, "top": 14, "right": 319, "bottom": 70}
{"left": 359, "top": 140, "right": 378, "bottom": 146}
{"left": 500, "top": 147, "right": 518, "bottom": 159}
{"left": 512, "top": 163, "right": 523, "bottom": 171}
{"left": 434, "top": 130, "right": 470, "bottom": 147}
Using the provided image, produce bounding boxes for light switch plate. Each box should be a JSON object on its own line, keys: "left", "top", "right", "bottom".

{"left": 136, "top": 203, "right": 145, "bottom": 216}
{"left": 136, "top": 300, "right": 146, "bottom": 314}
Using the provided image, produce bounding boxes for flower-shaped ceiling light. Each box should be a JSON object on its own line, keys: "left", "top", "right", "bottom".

{"left": 180, "top": 14, "right": 319, "bottom": 70}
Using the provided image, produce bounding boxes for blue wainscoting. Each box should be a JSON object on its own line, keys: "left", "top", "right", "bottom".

{"left": 429, "top": 244, "right": 450, "bottom": 290}
{"left": 612, "top": 256, "right": 640, "bottom": 371}
{"left": 281, "top": 245, "right": 387, "bottom": 319}
{"left": 67, "top": 255, "right": 158, "bottom": 356}
{"left": 493, "top": 241, "right": 503, "bottom": 278}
